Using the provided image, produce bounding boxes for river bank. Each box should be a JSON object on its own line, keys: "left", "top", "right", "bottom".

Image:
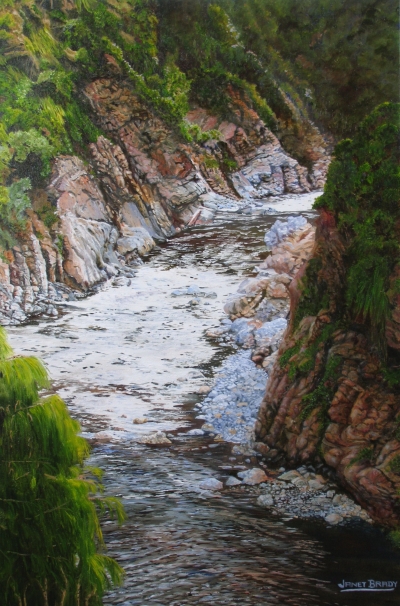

{"left": 7, "top": 192, "right": 400, "bottom": 605}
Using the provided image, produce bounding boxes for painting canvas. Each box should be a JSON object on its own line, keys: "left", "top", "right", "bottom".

{"left": 0, "top": 1, "right": 399, "bottom": 604}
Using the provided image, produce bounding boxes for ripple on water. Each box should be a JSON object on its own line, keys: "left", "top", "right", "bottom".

{"left": 6, "top": 197, "right": 400, "bottom": 605}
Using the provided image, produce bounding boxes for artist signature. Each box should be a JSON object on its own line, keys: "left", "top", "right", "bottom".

{"left": 338, "top": 580, "right": 398, "bottom": 592}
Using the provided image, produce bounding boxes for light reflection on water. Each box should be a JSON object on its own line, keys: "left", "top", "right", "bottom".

{"left": 7, "top": 196, "right": 400, "bottom": 605}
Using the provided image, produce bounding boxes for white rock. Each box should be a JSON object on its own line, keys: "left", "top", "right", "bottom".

{"left": 264, "top": 216, "right": 307, "bottom": 250}
{"left": 225, "top": 476, "right": 242, "bottom": 487}
{"left": 117, "top": 226, "right": 155, "bottom": 256}
{"left": 133, "top": 417, "right": 148, "bottom": 424}
{"left": 237, "top": 468, "right": 268, "bottom": 485}
{"left": 325, "top": 513, "right": 343, "bottom": 525}
{"left": 137, "top": 431, "right": 172, "bottom": 445}
{"left": 257, "top": 494, "right": 274, "bottom": 507}
{"left": 278, "top": 470, "right": 302, "bottom": 482}
{"left": 308, "top": 479, "right": 325, "bottom": 491}
{"left": 187, "top": 428, "right": 204, "bottom": 436}
{"left": 199, "top": 478, "right": 223, "bottom": 491}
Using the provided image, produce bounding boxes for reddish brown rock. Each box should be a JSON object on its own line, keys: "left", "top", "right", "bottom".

{"left": 256, "top": 212, "right": 400, "bottom": 526}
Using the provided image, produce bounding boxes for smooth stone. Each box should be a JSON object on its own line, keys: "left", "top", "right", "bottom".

{"left": 278, "top": 470, "right": 302, "bottom": 482}
{"left": 133, "top": 417, "right": 148, "bottom": 424}
{"left": 308, "top": 479, "right": 326, "bottom": 491}
{"left": 237, "top": 468, "right": 268, "bottom": 485}
{"left": 325, "top": 513, "right": 343, "bottom": 525}
{"left": 187, "top": 428, "right": 204, "bottom": 436}
{"left": 199, "top": 478, "right": 223, "bottom": 491}
{"left": 137, "top": 431, "right": 172, "bottom": 445}
{"left": 225, "top": 476, "right": 242, "bottom": 487}
{"left": 257, "top": 494, "right": 274, "bottom": 507}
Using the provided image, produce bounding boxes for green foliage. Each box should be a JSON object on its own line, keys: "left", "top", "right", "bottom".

{"left": 388, "top": 454, "right": 400, "bottom": 474}
{"left": 293, "top": 257, "right": 329, "bottom": 328}
{"left": 0, "top": 327, "right": 125, "bottom": 605}
{"left": 348, "top": 446, "right": 375, "bottom": 467}
{"left": 315, "top": 103, "right": 400, "bottom": 348}
{"left": 226, "top": 0, "right": 398, "bottom": 138}
{"left": 8, "top": 128, "right": 54, "bottom": 177}
{"left": 0, "top": 178, "right": 31, "bottom": 250}
{"left": 299, "top": 355, "right": 342, "bottom": 424}
{"left": 389, "top": 529, "right": 400, "bottom": 550}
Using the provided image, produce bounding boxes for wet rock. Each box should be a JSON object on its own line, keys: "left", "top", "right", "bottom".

{"left": 237, "top": 468, "right": 268, "bottom": 485}
{"left": 197, "top": 385, "right": 212, "bottom": 395}
{"left": 226, "top": 476, "right": 242, "bottom": 487}
{"left": 325, "top": 513, "right": 343, "bottom": 525}
{"left": 199, "top": 478, "right": 223, "bottom": 491}
{"left": 187, "top": 428, "right": 204, "bottom": 436}
{"left": 133, "top": 417, "right": 148, "bottom": 424}
{"left": 264, "top": 216, "right": 307, "bottom": 250}
{"left": 278, "top": 470, "right": 302, "bottom": 482}
{"left": 257, "top": 494, "right": 274, "bottom": 507}
{"left": 137, "top": 431, "right": 172, "bottom": 445}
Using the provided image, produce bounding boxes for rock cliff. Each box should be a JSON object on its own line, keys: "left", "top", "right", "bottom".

{"left": 255, "top": 104, "right": 400, "bottom": 527}
{"left": 0, "top": 76, "right": 329, "bottom": 325}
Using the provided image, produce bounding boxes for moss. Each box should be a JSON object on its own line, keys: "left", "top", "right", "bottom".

{"left": 388, "top": 454, "right": 400, "bottom": 474}
{"left": 202, "top": 154, "right": 220, "bottom": 169}
{"left": 279, "top": 342, "right": 302, "bottom": 368}
{"left": 389, "top": 529, "right": 400, "bottom": 550}
{"left": 314, "top": 103, "right": 400, "bottom": 353}
{"left": 293, "top": 257, "right": 328, "bottom": 329}
{"left": 299, "top": 355, "right": 342, "bottom": 423}
{"left": 348, "top": 447, "right": 375, "bottom": 468}
{"left": 56, "top": 234, "right": 64, "bottom": 257}
{"left": 36, "top": 205, "right": 58, "bottom": 230}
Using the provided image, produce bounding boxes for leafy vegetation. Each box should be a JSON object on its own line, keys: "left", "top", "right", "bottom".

{"left": 348, "top": 446, "right": 375, "bottom": 467}
{"left": 0, "top": 327, "right": 124, "bottom": 604}
{"left": 0, "top": 0, "right": 396, "bottom": 254}
{"left": 314, "top": 103, "right": 400, "bottom": 351}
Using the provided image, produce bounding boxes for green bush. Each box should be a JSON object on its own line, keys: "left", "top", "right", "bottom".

{"left": 315, "top": 103, "right": 400, "bottom": 348}
{"left": 0, "top": 327, "right": 124, "bottom": 605}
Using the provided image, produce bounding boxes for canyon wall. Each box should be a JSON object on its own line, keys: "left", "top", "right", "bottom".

{"left": 0, "top": 75, "right": 329, "bottom": 325}
{"left": 255, "top": 213, "right": 400, "bottom": 526}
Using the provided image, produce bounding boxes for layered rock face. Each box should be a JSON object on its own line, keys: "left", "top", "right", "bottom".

{"left": 0, "top": 76, "right": 329, "bottom": 324}
{"left": 255, "top": 212, "right": 400, "bottom": 526}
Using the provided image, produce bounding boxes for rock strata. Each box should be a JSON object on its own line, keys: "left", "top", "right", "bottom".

{"left": 1, "top": 73, "right": 329, "bottom": 325}
{"left": 255, "top": 211, "right": 400, "bottom": 526}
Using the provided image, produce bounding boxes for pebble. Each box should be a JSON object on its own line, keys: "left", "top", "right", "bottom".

{"left": 237, "top": 468, "right": 268, "bottom": 485}
{"left": 325, "top": 513, "right": 343, "bottom": 525}
{"left": 225, "top": 477, "right": 242, "bottom": 487}
{"left": 137, "top": 431, "right": 172, "bottom": 445}
{"left": 199, "top": 478, "right": 223, "bottom": 491}
{"left": 257, "top": 494, "right": 274, "bottom": 507}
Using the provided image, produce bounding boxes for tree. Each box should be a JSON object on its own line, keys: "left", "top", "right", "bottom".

{"left": 0, "top": 327, "right": 125, "bottom": 605}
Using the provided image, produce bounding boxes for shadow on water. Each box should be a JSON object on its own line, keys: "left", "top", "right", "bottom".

{"left": 8, "top": 204, "right": 400, "bottom": 605}
{"left": 98, "top": 210, "right": 399, "bottom": 605}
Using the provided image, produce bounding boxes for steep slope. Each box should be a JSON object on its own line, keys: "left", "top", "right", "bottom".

{"left": 0, "top": 1, "right": 331, "bottom": 324}
{"left": 255, "top": 103, "right": 400, "bottom": 527}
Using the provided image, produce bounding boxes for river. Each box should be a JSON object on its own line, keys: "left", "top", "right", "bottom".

{"left": 8, "top": 193, "right": 400, "bottom": 605}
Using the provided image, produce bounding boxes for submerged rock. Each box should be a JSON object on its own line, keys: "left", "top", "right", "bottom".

{"left": 137, "top": 431, "right": 172, "bottom": 445}
{"left": 199, "top": 478, "right": 223, "bottom": 491}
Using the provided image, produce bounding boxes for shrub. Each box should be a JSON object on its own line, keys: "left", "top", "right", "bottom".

{"left": 0, "top": 327, "right": 125, "bottom": 605}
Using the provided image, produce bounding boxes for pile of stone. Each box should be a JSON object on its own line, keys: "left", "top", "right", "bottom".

{"left": 255, "top": 467, "right": 372, "bottom": 525}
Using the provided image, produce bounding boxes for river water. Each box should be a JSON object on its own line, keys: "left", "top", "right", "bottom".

{"left": 8, "top": 194, "right": 400, "bottom": 605}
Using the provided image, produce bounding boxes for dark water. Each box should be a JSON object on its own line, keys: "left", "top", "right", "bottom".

{"left": 9, "top": 201, "right": 400, "bottom": 605}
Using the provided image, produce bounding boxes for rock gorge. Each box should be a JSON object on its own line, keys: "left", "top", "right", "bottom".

{"left": 255, "top": 104, "right": 400, "bottom": 528}
{"left": 0, "top": 74, "right": 329, "bottom": 325}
